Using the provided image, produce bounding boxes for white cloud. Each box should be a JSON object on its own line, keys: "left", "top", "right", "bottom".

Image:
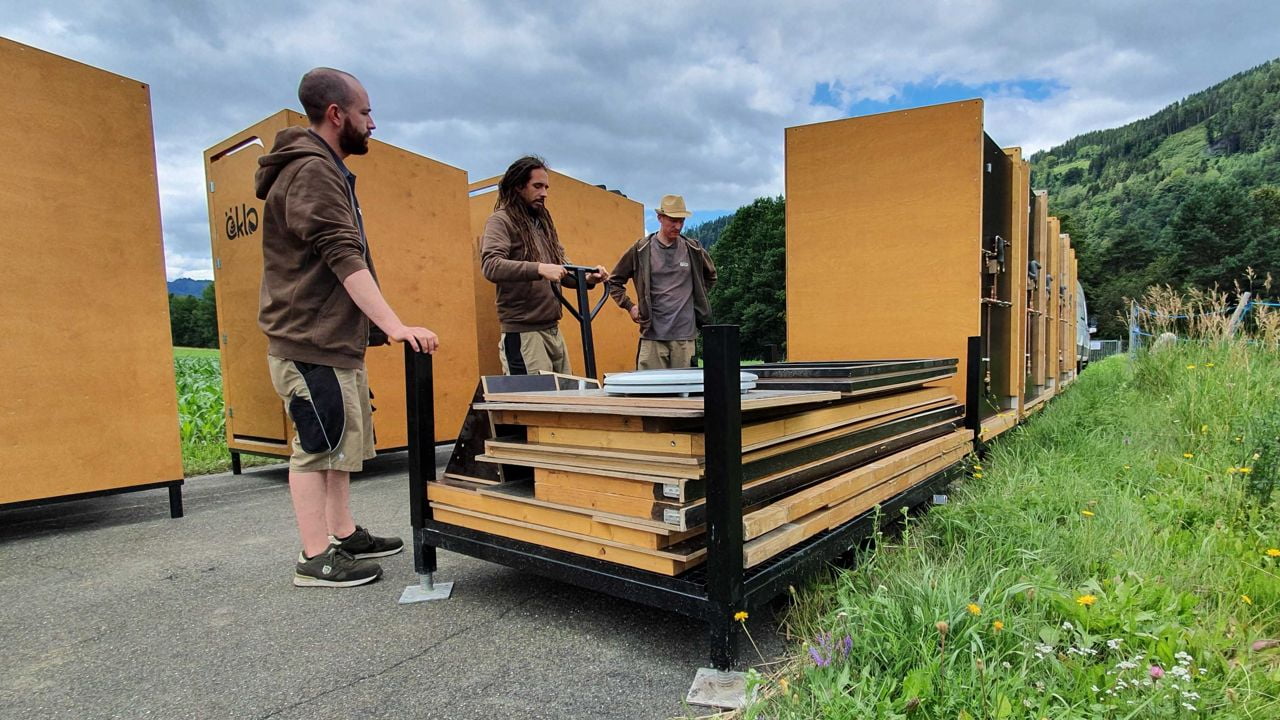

{"left": 4, "top": 0, "right": 1279, "bottom": 277}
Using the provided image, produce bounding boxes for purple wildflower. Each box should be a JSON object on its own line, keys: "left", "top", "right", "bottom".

{"left": 842, "top": 635, "right": 853, "bottom": 655}
{"left": 809, "top": 646, "right": 830, "bottom": 667}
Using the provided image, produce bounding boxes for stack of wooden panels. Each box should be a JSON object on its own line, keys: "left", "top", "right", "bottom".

{"left": 428, "top": 361, "right": 970, "bottom": 576}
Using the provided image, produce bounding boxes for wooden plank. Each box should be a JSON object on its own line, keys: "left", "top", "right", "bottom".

{"left": 536, "top": 468, "right": 682, "bottom": 502}
{"left": 480, "top": 388, "right": 842, "bottom": 412}
{"left": 432, "top": 506, "right": 700, "bottom": 575}
{"left": 427, "top": 480, "right": 696, "bottom": 549}
{"left": 476, "top": 401, "right": 705, "bottom": 418}
{"left": 752, "top": 368, "right": 955, "bottom": 392}
{"left": 743, "top": 430, "right": 971, "bottom": 540}
{"left": 527, "top": 425, "right": 704, "bottom": 456}
{"left": 533, "top": 483, "right": 681, "bottom": 520}
{"left": 744, "top": 398, "right": 953, "bottom": 462}
{"left": 486, "top": 438, "right": 703, "bottom": 465}
{"left": 479, "top": 449, "right": 703, "bottom": 479}
{"left": 744, "top": 452, "right": 964, "bottom": 568}
{"left": 476, "top": 481, "right": 684, "bottom": 533}
{"left": 980, "top": 410, "right": 1019, "bottom": 441}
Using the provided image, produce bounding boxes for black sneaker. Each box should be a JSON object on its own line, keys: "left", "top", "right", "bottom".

{"left": 293, "top": 546, "right": 382, "bottom": 587}
{"left": 330, "top": 526, "right": 403, "bottom": 559}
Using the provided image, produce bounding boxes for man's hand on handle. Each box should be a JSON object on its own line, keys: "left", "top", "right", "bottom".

{"left": 392, "top": 325, "right": 440, "bottom": 354}
{"left": 586, "top": 264, "right": 610, "bottom": 285}
{"left": 538, "top": 263, "right": 568, "bottom": 282}
{"left": 628, "top": 305, "right": 641, "bottom": 323}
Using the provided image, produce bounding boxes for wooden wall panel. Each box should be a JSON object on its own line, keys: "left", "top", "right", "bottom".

{"left": 1028, "top": 192, "right": 1050, "bottom": 397}
{"left": 469, "top": 171, "right": 645, "bottom": 381}
{"left": 785, "top": 100, "right": 984, "bottom": 402}
{"left": 1045, "top": 217, "right": 1061, "bottom": 389}
{"left": 203, "top": 110, "right": 478, "bottom": 448}
{"left": 0, "top": 39, "right": 182, "bottom": 503}
{"left": 1002, "top": 149, "right": 1029, "bottom": 411}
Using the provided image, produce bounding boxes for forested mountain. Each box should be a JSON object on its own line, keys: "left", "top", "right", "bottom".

{"left": 685, "top": 213, "right": 735, "bottom": 248}
{"left": 1031, "top": 57, "right": 1280, "bottom": 336}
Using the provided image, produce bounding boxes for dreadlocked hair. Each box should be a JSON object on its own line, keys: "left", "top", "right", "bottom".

{"left": 495, "top": 155, "right": 564, "bottom": 265}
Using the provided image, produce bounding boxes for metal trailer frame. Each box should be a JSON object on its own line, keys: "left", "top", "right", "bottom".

{"left": 402, "top": 328, "right": 972, "bottom": 668}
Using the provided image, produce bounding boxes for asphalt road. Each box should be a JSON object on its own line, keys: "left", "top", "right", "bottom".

{"left": 0, "top": 449, "right": 784, "bottom": 720}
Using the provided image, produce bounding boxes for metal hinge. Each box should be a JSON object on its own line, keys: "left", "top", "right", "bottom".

{"left": 208, "top": 181, "right": 215, "bottom": 193}
{"left": 221, "top": 333, "right": 228, "bottom": 346}
{"left": 227, "top": 406, "right": 234, "bottom": 418}
{"left": 215, "top": 258, "right": 221, "bottom": 269}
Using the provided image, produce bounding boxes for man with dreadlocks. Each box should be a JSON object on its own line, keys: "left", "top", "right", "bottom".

{"left": 480, "top": 156, "right": 609, "bottom": 375}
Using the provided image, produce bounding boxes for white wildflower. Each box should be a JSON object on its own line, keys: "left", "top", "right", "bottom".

{"left": 1182, "top": 703, "right": 1197, "bottom": 712}
{"left": 1107, "top": 638, "right": 1123, "bottom": 650}
{"left": 1062, "top": 621, "right": 1074, "bottom": 630}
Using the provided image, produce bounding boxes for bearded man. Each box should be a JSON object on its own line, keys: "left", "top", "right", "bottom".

{"left": 256, "top": 67, "right": 439, "bottom": 587}
{"left": 480, "top": 156, "right": 608, "bottom": 374}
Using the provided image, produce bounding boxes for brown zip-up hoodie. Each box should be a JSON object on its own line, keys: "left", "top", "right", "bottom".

{"left": 255, "top": 127, "right": 376, "bottom": 369}
{"left": 607, "top": 233, "right": 717, "bottom": 333}
{"left": 480, "top": 207, "right": 580, "bottom": 333}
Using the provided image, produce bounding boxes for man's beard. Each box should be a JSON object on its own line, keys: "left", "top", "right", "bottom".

{"left": 339, "top": 118, "right": 370, "bottom": 155}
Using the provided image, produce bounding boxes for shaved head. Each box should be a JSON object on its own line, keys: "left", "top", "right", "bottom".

{"left": 298, "top": 67, "right": 360, "bottom": 123}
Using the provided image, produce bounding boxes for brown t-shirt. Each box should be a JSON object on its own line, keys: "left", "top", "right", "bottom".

{"left": 644, "top": 236, "right": 696, "bottom": 340}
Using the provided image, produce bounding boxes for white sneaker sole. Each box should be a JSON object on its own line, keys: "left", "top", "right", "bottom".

{"left": 350, "top": 545, "right": 404, "bottom": 560}
{"left": 293, "top": 571, "right": 381, "bottom": 588}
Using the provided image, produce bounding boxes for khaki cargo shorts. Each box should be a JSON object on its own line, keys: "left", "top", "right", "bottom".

{"left": 637, "top": 339, "right": 696, "bottom": 370}
{"left": 499, "top": 326, "right": 572, "bottom": 375}
{"left": 268, "top": 355, "right": 375, "bottom": 473}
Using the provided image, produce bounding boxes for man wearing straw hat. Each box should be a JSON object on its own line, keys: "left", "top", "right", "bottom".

{"left": 607, "top": 194, "right": 717, "bottom": 370}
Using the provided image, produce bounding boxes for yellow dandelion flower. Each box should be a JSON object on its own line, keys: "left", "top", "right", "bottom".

{"left": 1186, "top": 364, "right": 1197, "bottom": 369}
{"left": 1183, "top": 453, "right": 1195, "bottom": 459}
{"left": 1206, "top": 362, "right": 1215, "bottom": 368}
{"left": 967, "top": 603, "right": 981, "bottom": 616}
{"left": 1241, "top": 467, "right": 1253, "bottom": 474}
{"left": 1242, "top": 594, "right": 1253, "bottom": 605}
{"left": 734, "top": 610, "right": 749, "bottom": 622}
{"left": 992, "top": 620, "right": 1004, "bottom": 632}
{"left": 1200, "top": 424, "right": 1208, "bottom": 434}
{"left": 779, "top": 677, "right": 789, "bottom": 692}
{"left": 1123, "top": 465, "right": 1131, "bottom": 470}
{"left": 974, "top": 464, "right": 983, "bottom": 471}
{"left": 1266, "top": 548, "right": 1280, "bottom": 558}
{"left": 1235, "top": 436, "right": 1244, "bottom": 443}
{"left": 974, "top": 472, "right": 984, "bottom": 479}
{"left": 1076, "top": 594, "right": 1098, "bottom": 607}
{"left": 1228, "top": 467, "right": 1239, "bottom": 474}
{"left": 1081, "top": 510, "right": 1095, "bottom": 517}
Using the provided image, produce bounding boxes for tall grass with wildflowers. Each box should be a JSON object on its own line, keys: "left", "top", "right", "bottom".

{"left": 744, "top": 289, "right": 1280, "bottom": 719}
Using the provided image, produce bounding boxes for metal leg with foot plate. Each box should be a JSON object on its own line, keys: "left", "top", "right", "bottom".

{"left": 686, "top": 668, "right": 754, "bottom": 710}
{"left": 399, "top": 572, "right": 453, "bottom": 604}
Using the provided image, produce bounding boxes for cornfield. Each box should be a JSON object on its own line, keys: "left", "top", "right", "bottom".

{"left": 175, "top": 356, "right": 225, "bottom": 444}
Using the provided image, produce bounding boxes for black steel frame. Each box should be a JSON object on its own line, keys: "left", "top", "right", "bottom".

{"left": 0, "top": 479, "right": 184, "bottom": 519}
{"left": 551, "top": 264, "right": 610, "bottom": 380}
{"left": 403, "top": 329, "right": 971, "bottom": 669}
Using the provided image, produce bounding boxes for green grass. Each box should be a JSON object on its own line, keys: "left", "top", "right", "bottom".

{"left": 174, "top": 346, "right": 220, "bottom": 358}
{"left": 745, "top": 343, "right": 1280, "bottom": 719}
{"left": 172, "top": 347, "right": 279, "bottom": 476}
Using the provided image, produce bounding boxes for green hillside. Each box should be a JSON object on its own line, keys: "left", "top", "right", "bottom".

{"left": 1031, "top": 58, "right": 1280, "bottom": 337}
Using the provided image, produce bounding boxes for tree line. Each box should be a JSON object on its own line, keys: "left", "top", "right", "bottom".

{"left": 170, "top": 283, "right": 218, "bottom": 348}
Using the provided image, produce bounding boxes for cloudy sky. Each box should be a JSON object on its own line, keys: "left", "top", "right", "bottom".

{"left": 5, "top": 1, "right": 1279, "bottom": 280}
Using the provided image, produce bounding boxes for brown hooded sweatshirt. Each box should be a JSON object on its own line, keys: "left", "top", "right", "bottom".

{"left": 255, "top": 127, "right": 377, "bottom": 369}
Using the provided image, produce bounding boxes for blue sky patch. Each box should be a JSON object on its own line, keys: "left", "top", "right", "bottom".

{"left": 813, "top": 77, "right": 1065, "bottom": 116}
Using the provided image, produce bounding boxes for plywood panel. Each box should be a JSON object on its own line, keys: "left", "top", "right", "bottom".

{"left": 469, "top": 171, "right": 644, "bottom": 380}
{"left": 1046, "top": 217, "right": 1061, "bottom": 387}
{"left": 1001, "top": 149, "right": 1029, "bottom": 408}
{"left": 1028, "top": 192, "right": 1050, "bottom": 394}
{"left": 203, "top": 110, "right": 478, "bottom": 447}
{"left": 785, "top": 100, "right": 984, "bottom": 402}
{"left": 0, "top": 39, "right": 182, "bottom": 503}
